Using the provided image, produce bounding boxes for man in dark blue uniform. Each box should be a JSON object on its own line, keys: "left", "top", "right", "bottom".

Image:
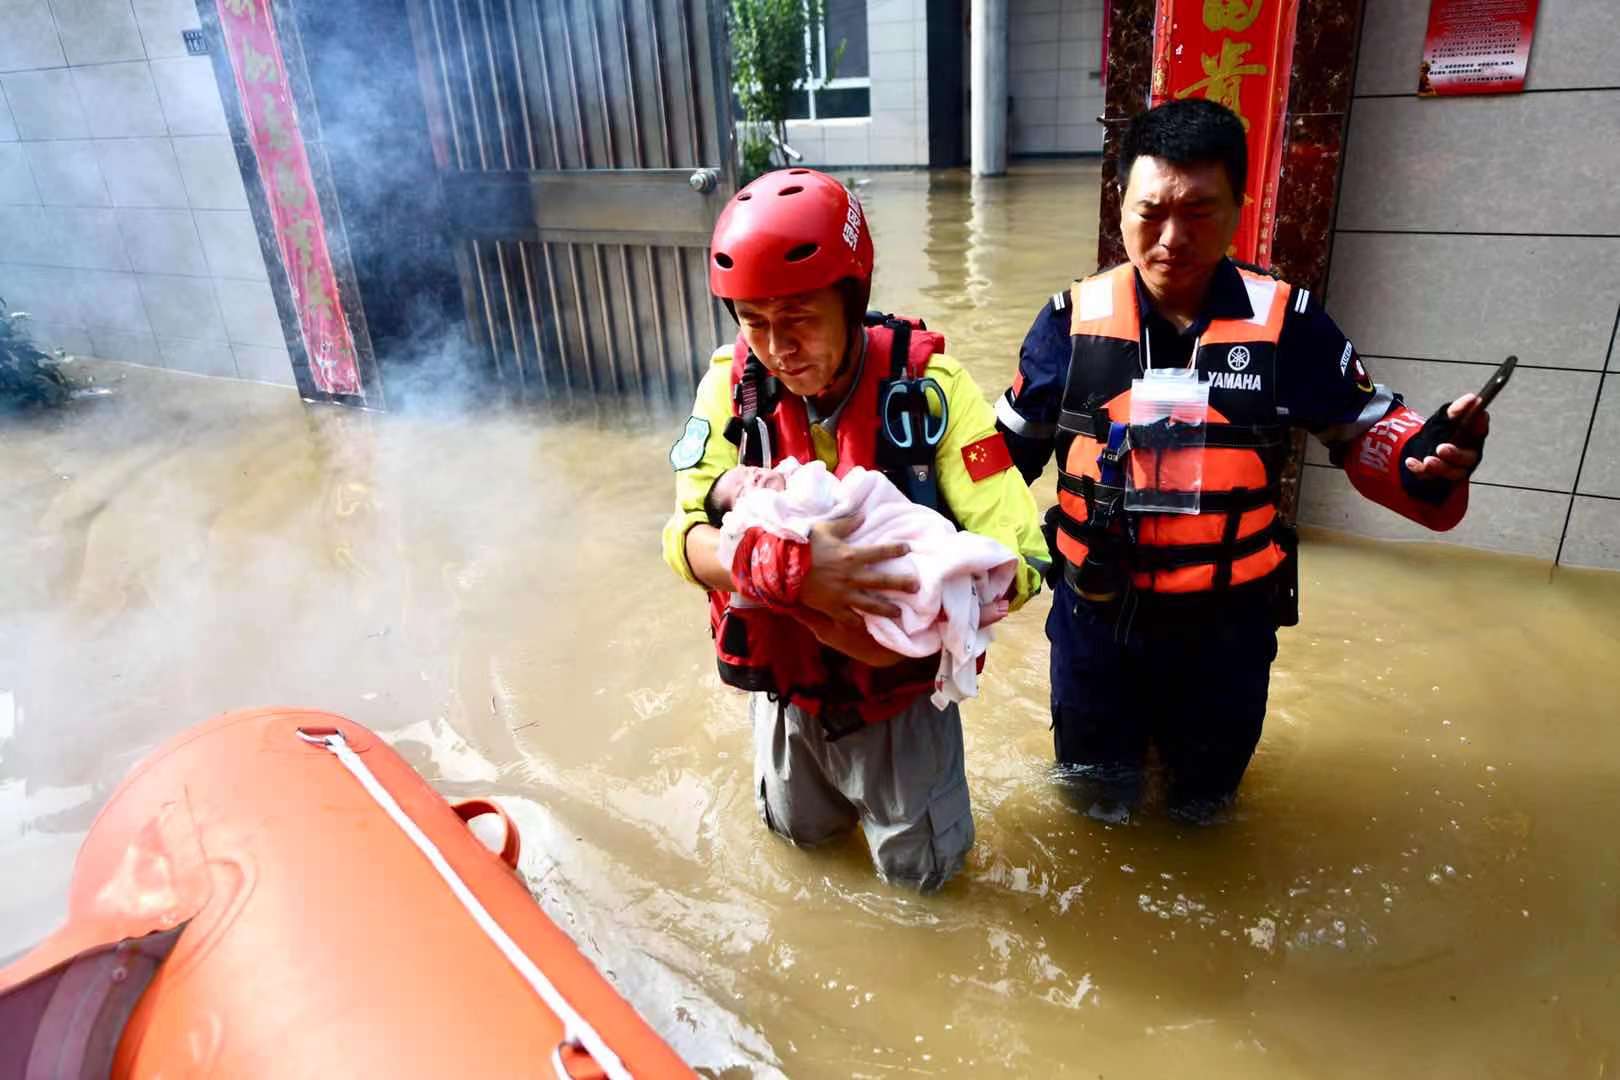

{"left": 995, "top": 100, "right": 1492, "bottom": 821}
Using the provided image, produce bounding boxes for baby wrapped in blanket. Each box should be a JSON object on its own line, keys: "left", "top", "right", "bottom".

{"left": 711, "top": 458, "right": 1018, "bottom": 708}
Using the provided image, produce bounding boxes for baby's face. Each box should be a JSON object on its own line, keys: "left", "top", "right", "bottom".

{"left": 713, "top": 465, "right": 787, "bottom": 509}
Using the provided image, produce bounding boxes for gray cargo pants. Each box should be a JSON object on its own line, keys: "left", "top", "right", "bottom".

{"left": 750, "top": 692, "right": 975, "bottom": 893}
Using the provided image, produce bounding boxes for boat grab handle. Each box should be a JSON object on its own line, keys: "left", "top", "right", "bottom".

{"left": 452, "top": 798, "right": 523, "bottom": 871}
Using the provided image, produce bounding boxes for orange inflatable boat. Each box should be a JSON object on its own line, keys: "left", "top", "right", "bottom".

{"left": 0, "top": 709, "right": 692, "bottom": 1078}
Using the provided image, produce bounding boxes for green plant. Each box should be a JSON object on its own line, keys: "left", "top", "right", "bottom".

{"left": 730, "top": 0, "right": 843, "bottom": 182}
{"left": 1, "top": 300, "right": 76, "bottom": 413}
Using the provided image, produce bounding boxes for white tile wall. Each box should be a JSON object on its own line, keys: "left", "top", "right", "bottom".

{"left": 0, "top": 3, "right": 67, "bottom": 73}
{"left": 1008, "top": 0, "right": 1104, "bottom": 156}
{"left": 1, "top": 69, "right": 90, "bottom": 139}
{"left": 195, "top": 209, "right": 268, "bottom": 280}
{"left": 138, "top": 271, "right": 225, "bottom": 340}
{"left": 1301, "top": 467, "right": 1569, "bottom": 560}
{"left": 0, "top": 143, "right": 41, "bottom": 204}
{"left": 0, "top": 205, "right": 48, "bottom": 264}
{"left": 132, "top": 0, "right": 205, "bottom": 61}
{"left": 0, "top": 94, "right": 19, "bottom": 141}
{"left": 157, "top": 334, "right": 237, "bottom": 377}
{"left": 87, "top": 328, "right": 159, "bottom": 365}
{"left": 73, "top": 269, "right": 148, "bottom": 334}
{"left": 215, "top": 278, "right": 283, "bottom": 348}
{"left": 821, "top": 119, "right": 873, "bottom": 166}
{"left": 117, "top": 206, "right": 208, "bottom": 275}
{"left": 1356, "top": 0, "right": 1620, "bottom": 97}
{"left": 1315, "top": 0, "right": 1620, "bottom": 571}
{"left": 150, "top": 57, "right": 229, "bottom": 137}
{"left": 46, "top": 206, "right": 129, "bottom": 270}
{"left": 72, "top": 61, "right": 168, "bottom": 139}
{"left": 1339, "top": 92, "right": 1620, "bottom": 235}
{"left": 0, "top": 265, "right": 79, "bottom": 323}
{"left": 1327, "top": 233, "right": 1620, "bottom": 372}
{"left": 94, "top": 135, "right": 188, "bottom": 207}
{"left": 232, "top": 342, "right": 295, "bottom": 387}
{"left": 50, "top": 0, "right": 147, "bottom": 67}
{"left": 1576, "top": 375, "right": 1620, "bottom": 499}
{"left": 782, "top": 0, "right": 929, "bottom": 168}
{"left": 1303, "top": 357, "right": 1600, "bottom": 494}
{"left": 23, "top": 139, "right": 110, "bottom": 206}
{"left": 27, "top": 320, "right": 94, "bottom": 356}
{"left": 172, "top": 135, "right": 248, "bottom": 210}
{"left": 1560, "top": 497, "right": 1620, "bottom": 571}
{"left": 0, "top": 0, "right": 292, "bottom": 384}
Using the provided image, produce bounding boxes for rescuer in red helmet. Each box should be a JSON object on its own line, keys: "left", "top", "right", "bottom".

{"left": 661, "top": 168, "right": 1049, "bottom": 892}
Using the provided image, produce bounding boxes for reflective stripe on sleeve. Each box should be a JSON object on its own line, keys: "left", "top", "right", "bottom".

{"left": 995, "top": 391, "right": 1057, "bottom": 440}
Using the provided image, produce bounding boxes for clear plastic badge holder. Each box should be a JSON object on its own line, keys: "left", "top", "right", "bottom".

{"left": 1125, "top": 367, "right": 1211, "bottom": 515}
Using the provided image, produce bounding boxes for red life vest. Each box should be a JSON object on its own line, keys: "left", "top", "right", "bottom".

{"left": 1052, "top": 264, "right": 1294, "bottom": 615}
{"left": 708, "top": 316, "right": 956, "bottom": 737}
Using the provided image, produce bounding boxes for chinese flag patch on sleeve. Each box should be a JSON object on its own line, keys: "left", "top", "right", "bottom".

{"left": 962, "top": 432, "right": 1014, "bottom": 482}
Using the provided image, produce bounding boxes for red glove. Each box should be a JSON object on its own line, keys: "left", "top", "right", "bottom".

{"left": 730, "top": 527, "right": 811, "bottom": 609}
{"left": 1339, "top": 404, "right": 1469, "bottom": 531}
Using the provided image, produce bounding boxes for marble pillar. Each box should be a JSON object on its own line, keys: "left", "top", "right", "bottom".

{"left": 1095, "top": 0, "right": 1156, "bottom": 271}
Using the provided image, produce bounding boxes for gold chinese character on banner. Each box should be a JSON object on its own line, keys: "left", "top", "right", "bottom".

{"left": 1203, "top": 0, "right": 1263, "bottom": 32}
{"left": 261, "top": 93, "right": 294, "bottom": 151}
{"left": 274, "top": 160, "right": 307, "bottom": 211}
{"left": 285, "top": 218, "right": 316, "bottom": 272}
{"left": 243, "top": 40, "right": 275, "bottom": 83}
{"left": 1175, "top": 38, "right": 1267, "bottom": 129}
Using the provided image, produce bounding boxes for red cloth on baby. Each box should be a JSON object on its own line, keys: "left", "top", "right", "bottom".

{"left": 729, "top": 527, "right": 810, "bottom": 610}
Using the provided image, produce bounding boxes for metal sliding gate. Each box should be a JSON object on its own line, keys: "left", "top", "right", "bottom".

{"left": 407, "top": 0, "right": 737, "bottom": 404}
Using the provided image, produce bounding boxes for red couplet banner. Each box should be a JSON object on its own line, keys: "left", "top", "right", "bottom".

{"left": 216, "top": 0, "right": 362, "bottom": 397}
{"left": 1149, "top": 0, "right": 1300, "bottom": 267}
{"left": 1419, "top": 0, "right": 1541, "bottom": 97}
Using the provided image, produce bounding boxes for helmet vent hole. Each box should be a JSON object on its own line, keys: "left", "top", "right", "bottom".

{"left": 789, "top": 169, "right": 810, "bottom": 175}
{"left": 714, "top": 252, "right": 734, "bottom": 269}
{"left": 777, "top": 185, "right": 804, "bottom": 196}
{"left": 737, "top": 192, "right": 753, "bottom": 201}
{"left": 784, "top": 243, "right": 818, "bottom": 263}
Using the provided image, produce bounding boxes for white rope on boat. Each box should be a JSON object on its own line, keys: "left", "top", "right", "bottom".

{"left": 302, "top": 730, "right": 633, "bottom": 1080}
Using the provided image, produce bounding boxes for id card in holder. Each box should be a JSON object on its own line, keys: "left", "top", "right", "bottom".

{"left": 1126, "top": 368, "right": 1211, "bottom": 515}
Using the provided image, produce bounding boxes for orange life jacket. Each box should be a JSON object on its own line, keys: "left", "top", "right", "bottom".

{"left": 710, "top": 316, "right": 957, "bottom": 737}
{"left": 1053, "top": 264, "right": 1294, "bottom": 615}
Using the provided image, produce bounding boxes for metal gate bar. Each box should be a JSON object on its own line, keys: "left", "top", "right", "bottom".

{"left": 411, "top": 0, "right": 734, "bottom": 405}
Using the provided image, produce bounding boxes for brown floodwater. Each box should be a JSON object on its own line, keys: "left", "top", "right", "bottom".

{"left": 3, "top": 163, "right": 1618, "bottom": 1077}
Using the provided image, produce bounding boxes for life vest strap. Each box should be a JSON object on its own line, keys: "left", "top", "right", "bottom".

{"left": 1055, "top": 469, "right": 1278, "bottom": 513}
{"left": 725, "top": 351, "right": 780, "bottom": 465}
{"left": 1051, "top": 510, "right": 1276, "bottom": 566}
{"left": 1056, "top": 469, "right": 1123, "bottom": 503}
{"left": 1061, "top": 559, "right": 1281, "bottom": 619}
{"left": 1058, "top": 407, "right": 1104, "bottom": 437}
{"left": 1131, "top": 525, "right": 1278, "bottom": 571}
{"left": 1060, "top": 406, "right": 1286, "bottom": 452}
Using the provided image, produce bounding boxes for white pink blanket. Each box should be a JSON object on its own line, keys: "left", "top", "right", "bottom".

{"left": 716, "top": 459, "right": 1017, "bottom": 707}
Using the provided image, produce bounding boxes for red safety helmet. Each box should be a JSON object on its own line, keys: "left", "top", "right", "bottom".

{"left": 708, "top": 169, "right": 874, "bottom": 303}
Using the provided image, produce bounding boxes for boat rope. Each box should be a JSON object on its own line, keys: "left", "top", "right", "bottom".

{"left": 298, "top": 729, "right": 633, "bottom": 1080}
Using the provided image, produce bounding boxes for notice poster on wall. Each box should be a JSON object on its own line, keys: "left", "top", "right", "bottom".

{"left": 1419, "top": 0, "right": 1540, "bottom": 97}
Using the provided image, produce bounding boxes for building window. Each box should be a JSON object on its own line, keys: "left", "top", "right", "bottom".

{"left": 788, "top": 0, "right": 870, "bottom": 120}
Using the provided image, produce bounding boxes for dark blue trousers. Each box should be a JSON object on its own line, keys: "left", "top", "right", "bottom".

{"left": 1046, "top": 581, "right": 1278, "bottom": 816}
